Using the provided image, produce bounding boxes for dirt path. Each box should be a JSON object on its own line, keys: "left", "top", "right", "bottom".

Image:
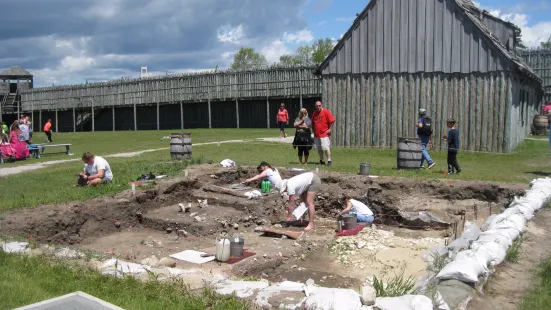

{"left": 468, "top": 209, "right": 551, "bottom": 310}
{"left": 0, "top": 138, "right": 292, "bottom": 177}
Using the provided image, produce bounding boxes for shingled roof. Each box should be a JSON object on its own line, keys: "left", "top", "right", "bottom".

{"left": 0, "top": 66, "right": 33, "bottom": 77}
{"left": 316, "top": 0, "right": 542, "bottom": 84}
{"left": 456, "top": 0, "right": 541, "bottom": 82}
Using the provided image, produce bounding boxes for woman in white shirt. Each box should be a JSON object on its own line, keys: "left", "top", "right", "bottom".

{"left": 277, "top": 171, "right": 322, "bottom": 231}
{"left": 243, "top": 161, "right": 282, "bottom": 189}
{"left": 337, "top": 196, "right": 375, "bottom": 224}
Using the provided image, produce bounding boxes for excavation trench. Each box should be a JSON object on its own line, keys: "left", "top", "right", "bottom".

{"left": 0, "top": 164, "right": 524, "bottom": 287}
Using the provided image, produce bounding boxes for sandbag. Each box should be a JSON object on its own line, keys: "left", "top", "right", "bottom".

{"left": 447, "top": 221, "right": 481, "bottom": 253}
{"left": 436, "top": 250, "right": 488, "bottom": 283}
{"left": 477, "top": 242, "right": 507, "bottom": 266}
{"left": 304, "top": 287, "right": 362, "bottom": 310}
{"left": 374, "top": 295, "right": 434, "bottom": 310}
{"left": 476, "top": 231, "right": 513, "bottom": 249}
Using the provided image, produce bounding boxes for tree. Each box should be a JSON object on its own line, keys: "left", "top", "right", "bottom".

{"left": 541, "top": 35, "right": 551, "bottom": 49}
{"left": 514, "top": 28, "right": 527, "bottom": 50}
{"left": 278, "top": 38, "right": 335, "bottom": 66}
{"left": 311, "top": 38, "right": 335, "bottom": 64}
{"left": 230, "top": 48, "right": 268, "bottom": 71}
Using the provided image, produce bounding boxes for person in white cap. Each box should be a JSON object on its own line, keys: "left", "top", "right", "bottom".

{"left": 278, "top": 171, "right": 322, "bottom": 231}
{"left": 417, "top": 108, "right": 435, "bottom": 169}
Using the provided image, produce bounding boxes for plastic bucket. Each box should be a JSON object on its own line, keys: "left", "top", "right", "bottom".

{"left": 359, "top": 163, "right": 371, "bottom": 175}
{"left": 230, "top": 237, "right": 245, "bottom": 257}
{"left": 342, "top": 214, "right": 358, "bottom": 230}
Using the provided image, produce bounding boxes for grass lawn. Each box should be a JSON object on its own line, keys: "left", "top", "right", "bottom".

{"left": 0, "top": 251, "right": 247, "bottom": 310}
{"left": 8, "top": 128, "right": 277, "bottom": 165}
{"left": 520, "top": 256, "right": 551, "bottom": 310}
{"left": 0, "top": 134, "right": 550, "bottom": 212}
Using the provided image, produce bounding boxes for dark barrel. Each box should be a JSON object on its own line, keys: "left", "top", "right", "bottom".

{"left": 230, "top": 237, "right": 245, "bottom": 257}
{"left": 170, "top": 133, "right": 192, "bottom": 160}
{"left": 533, "top": 115, "right": 549, "bottom": 135}
{"left": 359, "top": 163, "right": 371, "bottom": 175}
{"left": 397, "top": 137, "right": 422, "bottom": 170}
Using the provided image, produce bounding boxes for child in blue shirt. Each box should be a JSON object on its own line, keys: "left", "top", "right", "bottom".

{"left": 442, "top": 118, "right": 461, "bottom": 175}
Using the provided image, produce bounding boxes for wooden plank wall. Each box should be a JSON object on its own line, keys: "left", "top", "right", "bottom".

{"left": 21, "top": 67, "right": 320, "bottom": 111}
{"left": 322, "top": 72, "right": 541, "bottom": 153}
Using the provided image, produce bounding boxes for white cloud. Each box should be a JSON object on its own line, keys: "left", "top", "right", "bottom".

{"left": 282, "top": 29, "right": 314, "bottom": 44}
{"left": 261, "top": 39, "right": 293, "bottom": 64}
{"left": 317, "top": 20, "right": 328, "bottom": 26}
{"left": 217, "top": 24, "right": 246, "bottom": 44}
{"left": 60, "top": 56, "right": 95, "bottom": 72}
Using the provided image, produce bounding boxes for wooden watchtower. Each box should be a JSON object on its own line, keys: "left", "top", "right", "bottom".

{"left": 0, "top": 66, "right": 33, "bottom": 122}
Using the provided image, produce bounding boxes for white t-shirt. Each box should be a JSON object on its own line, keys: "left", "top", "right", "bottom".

{"left": 19, "top": 124, "right": 30, "bottom": 141}
{"left": 265, "top": 168, "right": 282, "bottom": 188}
{"left": 350, "top": 199, "right": 373, "bottom": 216}
{"left": 84, "top": 156, "right": 113, "bottom": 181}
{"left": 286, "top": 172, "right": 314, "bottom": 196}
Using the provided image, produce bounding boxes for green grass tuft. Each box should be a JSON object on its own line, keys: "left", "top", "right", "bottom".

{"left": 372, "top": 271, "right": 416, "bottom": 298}
{"left": 520, "top": 256, "right": 551, "bottom": 310}
{"left": 505, "top": 237, "right": 523, "bottom": 263}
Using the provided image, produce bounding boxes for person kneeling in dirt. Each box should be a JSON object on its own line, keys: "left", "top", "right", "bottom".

{"left": 337, "top": 196, "right": 375, "bottom": 224}
{"left": 78, "top": 152, "right": 113, "bottom": 187}
{"left": 277, "top": 172, "right": 321, "bottom": 231}
{"left": 243, "top": 161, "right": 282, "bottom": 190}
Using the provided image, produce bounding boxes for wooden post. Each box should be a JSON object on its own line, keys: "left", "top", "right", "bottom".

{"left": 489, "top": 202, "right": 492, "bottom": 216}
{"left": 235, "top": 98, "right": 239, "bottom": 129}
{"left": 72, "top": 106, "right": 76, "bottom": 132}
{"left": 55, "top": 108, "right": 59, "bottom": 133}
{"left": 180, "top": 100, "right": 184, "bottom": 129}
{"left": 208, "top": 99, "right": 212, "bottom": 129}
{"left": 133, "top": 103, "right": 137, "bottom": 131}
{"left": 156, "top": 101, "right": 160, "bottom": 130}
{"left": 299, "top": 69, "right": 303, "bottom": 108}
{"left": 39, "top": 108, "right": 42, "bottom": 133}
{"left": 266, "top": 83, "right": 270, "bottom": 128}
{"left": 91, "top": 100, "right": 95, "bottom": 132}
{"left": 474, "top": 204, "right": 478, "bottom": 220}
{"left": 112, "top": 106, "right": 115, "bottom": 131}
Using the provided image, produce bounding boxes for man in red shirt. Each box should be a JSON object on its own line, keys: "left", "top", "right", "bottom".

{"left": 311, "top": 101, "right": 336, "bottom": 166}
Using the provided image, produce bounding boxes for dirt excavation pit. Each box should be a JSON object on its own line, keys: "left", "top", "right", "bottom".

{"left": 0, "top": 164, "right": 525, "bottom": 289}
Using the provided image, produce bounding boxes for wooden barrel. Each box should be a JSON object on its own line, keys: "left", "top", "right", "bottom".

{"left": 397, "top": 137, "right": 422, "bottom": 170}
{"left": 533, "top": 115, "right": 549, "bottom": 135}
{"left": 170, "top": 133, "right": 192, "bottom": 160}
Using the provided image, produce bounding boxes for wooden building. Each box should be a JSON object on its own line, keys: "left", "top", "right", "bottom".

{"left": 0, "top": 66, "right": 33, "bottom": 123}
{"left": 20, "top": 66, "right": 320, "bottom": 133}
{"left": 315, "top": 0, "right": 543, "bottom": 152}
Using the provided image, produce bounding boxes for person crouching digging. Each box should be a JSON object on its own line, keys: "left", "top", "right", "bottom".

{"left": 277, "top": 172, "right": 321, "bottom": 231}
{"left": 337, "top": 195, "right": 375, "bottom": 224}
{"left": 78, "top": 152, "right": 114, "bottom": 187}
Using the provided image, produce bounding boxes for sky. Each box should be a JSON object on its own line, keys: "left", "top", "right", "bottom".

{"left": 0, "top": 0, "right": 549, "bottom": 87}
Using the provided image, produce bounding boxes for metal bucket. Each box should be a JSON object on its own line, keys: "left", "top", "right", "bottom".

{"left": 230, "top": 237, "right": 245, "bottom": 257}
{"left": 359, "top": 163, "right": 371, "bottom": 175}
{"left": 342, "top": 214, "right": 357, "bottom": 230}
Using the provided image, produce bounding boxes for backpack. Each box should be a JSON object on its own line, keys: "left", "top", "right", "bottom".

{"left": 419, "top": 116, "right": 433, "bottom": 136}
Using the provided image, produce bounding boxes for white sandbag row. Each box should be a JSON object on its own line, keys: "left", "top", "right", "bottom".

{"left": 436, "top": 177, "right": 551, "bottom": 285}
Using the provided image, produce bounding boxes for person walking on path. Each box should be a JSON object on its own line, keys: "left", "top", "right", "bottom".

{"left": 292, "top": 108, "right": 313, "bottom": 164}
{"left": 442, "top": 118, "right": 461, "bottom": 175}
{"left": 276, "top": 103, "right": 289, "bottom": 138}
{"left": 43, "top": 119, "right": 53, "bottom": 142}
{"left": 278, "top": 171, "right": 322, "bottom": 231}
{"left": 311, "top": 101, "right": 335, "bottom": 166}
{"left": 417, "top": 108, "right": 435, "bottom": 169}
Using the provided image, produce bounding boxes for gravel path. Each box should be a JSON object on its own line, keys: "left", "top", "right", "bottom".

{"left": 0, "top": 138, "right": 292, "bottom": 177}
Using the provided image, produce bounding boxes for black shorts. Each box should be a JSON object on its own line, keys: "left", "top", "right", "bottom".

{"left": 278, "top": 121, "right": 286, "bottom": 131}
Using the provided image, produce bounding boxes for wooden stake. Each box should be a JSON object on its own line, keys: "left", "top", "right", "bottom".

{"left": 474, "top": 204, "right": 478, "bottom": 220}
{"left": 489, "top": 202, "right": 492, "bottom": 215}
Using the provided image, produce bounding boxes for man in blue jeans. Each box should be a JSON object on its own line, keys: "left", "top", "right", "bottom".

{"left": 417, "top": 108, "right": 435, "bottom": 169}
